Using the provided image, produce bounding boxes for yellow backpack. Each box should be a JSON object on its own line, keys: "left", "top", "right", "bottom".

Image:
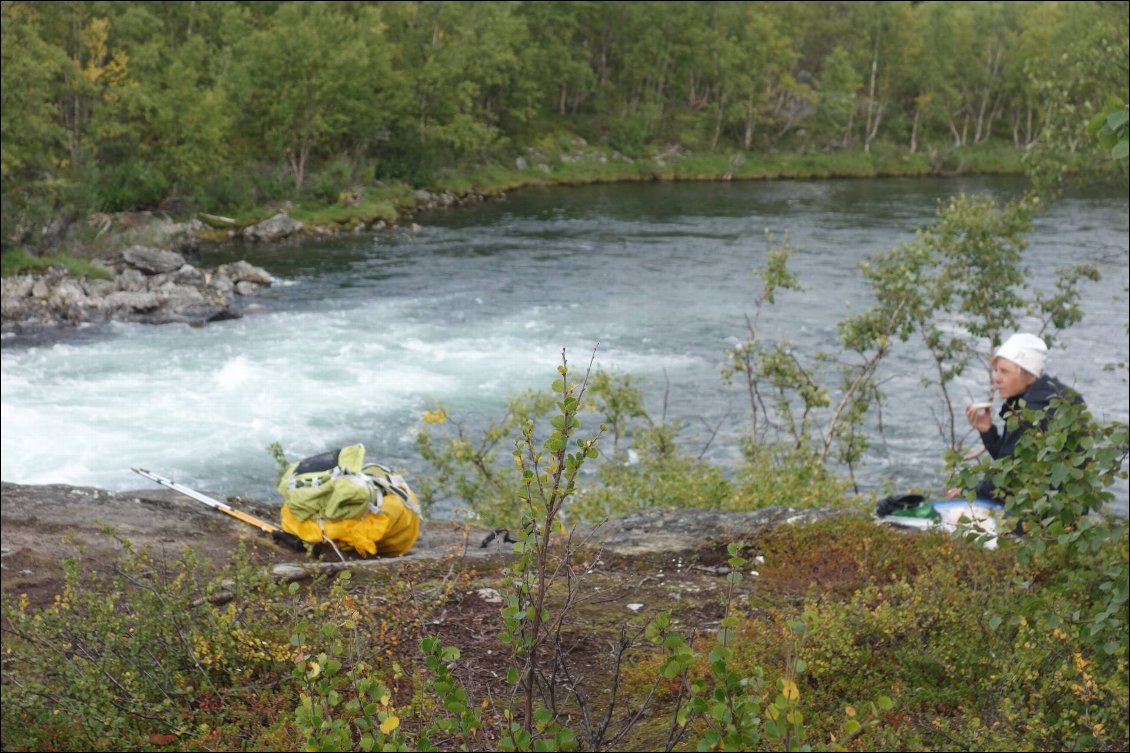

{"left": 278, "top": 444, "right": 421, "bottom": 557}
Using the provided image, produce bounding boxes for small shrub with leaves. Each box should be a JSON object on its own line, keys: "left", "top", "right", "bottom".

{"left": 0, "top": 541, "right": 294, "bottom": 751}
{"left": 952, "top": 396, "right": 1129, "bottom": 655}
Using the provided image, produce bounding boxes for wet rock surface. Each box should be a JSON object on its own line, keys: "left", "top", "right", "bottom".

{"left": 241, "top": 211, "right": 304, "bottom": 242}
{"left": 1, "top": 247, "right": 273, "bottom": 332}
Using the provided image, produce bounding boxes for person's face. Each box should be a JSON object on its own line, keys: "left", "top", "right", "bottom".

{"left": 993, "top": 358, "right": 1037, "bottom": 400}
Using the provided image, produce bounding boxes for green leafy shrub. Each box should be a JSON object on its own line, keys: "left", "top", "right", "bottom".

{"left": 415, "top": 389, "right": 556, "bottom": 527}
{"left": 569, "top": 449, "right": 733, "bottom": 523}
{"left": 729, "top": 443, "right": 860, "bottom": 511}
{"left": 92, "top": 159, "right": 171, "bottom": 212}
{"left": 308, "top": 155, "right": 356, "bottom": 204}
{"left": 0, "top": 541, "right": 294, "bottom": 751}
{"left": 799, "top": 545, "right": 1128, "bottom": 751}
{"left": 195, "top": 170, "right": 260, "bottom": 214}
{"left": 953, "top": 396, "right": 1129, "bottom": 655}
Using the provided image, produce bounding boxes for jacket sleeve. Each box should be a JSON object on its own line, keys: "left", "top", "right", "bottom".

{"left": 975, "top": 422, "right": 1016, "bottom": 501}
{"left": 979, "top": 426, "right": 1005, "bottom": 459}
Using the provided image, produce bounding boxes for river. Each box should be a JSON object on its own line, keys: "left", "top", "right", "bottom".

{"left": 2, "top": 176, "right": 1127, "bottom": 515}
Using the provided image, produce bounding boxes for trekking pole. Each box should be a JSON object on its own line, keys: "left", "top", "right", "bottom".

{"left": 131, "top": 467, "right": 306, "bottom": 552}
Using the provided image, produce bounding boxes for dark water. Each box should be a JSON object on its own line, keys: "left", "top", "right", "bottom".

{"left": 3, "top": 175, "right": 1127, "bottom": 514}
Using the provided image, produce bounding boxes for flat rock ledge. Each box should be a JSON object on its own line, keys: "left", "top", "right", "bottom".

{"left": 597, "top": 506, "right": 856, "bottom": 556}
{"left": 0, "top": 480, "right": 860, "bottom": 599}
{"left": 1, "top": 246, "right": 273, "bottom": 332}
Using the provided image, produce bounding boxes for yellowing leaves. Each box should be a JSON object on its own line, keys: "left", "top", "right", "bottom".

{"left": 781, "top": 678, "right": 799, "bottom": 702}
{"left": 422, "top": 408, "right": 448, "bottom": 425}
{"left": 79, "top": 18, "right": 131, "bottom": 90}
{"left": 379, "top": 715, "right": 400, "bottom": 734}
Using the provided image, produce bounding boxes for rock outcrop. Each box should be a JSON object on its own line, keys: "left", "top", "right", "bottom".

{"left": 0, "top": 478, "right": 859, "bottom": 608}
{"left": 241, "top": 212, "right": 304, "bottom": 242}
{"left": 1, "top": 247, "right": 273, "bottom": 332}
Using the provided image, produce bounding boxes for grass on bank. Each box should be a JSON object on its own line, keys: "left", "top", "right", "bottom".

{"left": 0, "top": 247, "right": 112, "bottom": 279}
{"left": 290, "top": 183, "right": 416, "bottom": 228}
{"left": 434, "top": 140, "right": 1028, "bottom": 196}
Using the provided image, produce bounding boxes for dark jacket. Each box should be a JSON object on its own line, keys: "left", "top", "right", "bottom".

{"left": 975, "top": 374, "right": 1083, "bottom": 501}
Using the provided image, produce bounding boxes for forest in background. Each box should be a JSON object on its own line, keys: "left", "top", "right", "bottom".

{"left": 2, "top": 0, "right": 1127, "bottom": 249}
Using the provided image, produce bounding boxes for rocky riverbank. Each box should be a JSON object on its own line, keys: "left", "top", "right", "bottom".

{"left": 0, "top": 245, "right": 274, "bottom": 333}
{"left": 0, "top": 479, "right": 852, "bottom": 608}
{"left": 0, "top": 184, "right": 506, "bottom": 334}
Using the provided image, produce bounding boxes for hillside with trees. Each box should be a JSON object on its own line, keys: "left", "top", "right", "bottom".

{"left": 2, "top": 1, "right": 1127, "bottom": 250}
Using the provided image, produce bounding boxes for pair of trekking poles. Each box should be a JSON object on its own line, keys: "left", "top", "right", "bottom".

{"left": 132, "top": 467, "right": 309, "bottom": 552}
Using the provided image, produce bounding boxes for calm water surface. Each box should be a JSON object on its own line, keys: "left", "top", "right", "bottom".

{"left": 3, "top": 176, "right": 1127, "bottom": 514}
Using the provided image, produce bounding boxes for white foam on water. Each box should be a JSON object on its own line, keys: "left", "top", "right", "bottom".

{"left": 1, "top": 297, "right": 648, "bottom": 497}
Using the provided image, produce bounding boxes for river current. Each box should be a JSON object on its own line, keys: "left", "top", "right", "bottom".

{"left": 3, "top": 176, "right": 1127, "bottom": 515}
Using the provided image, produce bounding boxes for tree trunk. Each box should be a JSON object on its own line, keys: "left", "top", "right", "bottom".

{"left": 863, "top": 31, "right": 880, "bottom": 153}
{"left": 910, "top": 102, "right": 921, "bottom": 153}
{"left": 979, "top": 99, "right": 1002, "bottom": 144}
{"left": 654, "top": 45, "right": 669, "bottom": 121}
{"left": 287, "top": 137, "right": 309, "bottom": 191}
{"left": 974, "top": 41, "right": 1004, "bottom": 144}
{"left": 711, "top": 94, "right": 726, "bottom": 151}
{"left": 68, "top": 89, "right": 83, "bottom": 166}
{"left": 842, "top": 100, "right": 856, "bottom": 148}
{"left": 947, "top": 111, "right": 962, "bottom": 146}
{"left": 744, "top": 96, "right": 755, "bottom": 149}
{"left": 864, "top": 101, "right": 884, "bottom": 153}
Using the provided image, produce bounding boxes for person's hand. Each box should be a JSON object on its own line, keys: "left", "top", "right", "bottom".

{"left": 944, "top": 487, "right": 962, "bottom": 499}
{"left": 965, "top": 403, "right": 992, "bottom": 433}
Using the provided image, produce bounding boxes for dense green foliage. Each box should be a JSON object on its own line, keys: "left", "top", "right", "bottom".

{"left": 2, "top": 0, "right": 1126, "bottom": 248}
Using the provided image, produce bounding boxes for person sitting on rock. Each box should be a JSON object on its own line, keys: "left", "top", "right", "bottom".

{"left": 949, "top": 332, "right": 1084, "bottom": 502}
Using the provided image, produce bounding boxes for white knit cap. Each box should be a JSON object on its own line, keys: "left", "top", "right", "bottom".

{"left": 993, "top": 333, "right": 1048, "bottom": 376}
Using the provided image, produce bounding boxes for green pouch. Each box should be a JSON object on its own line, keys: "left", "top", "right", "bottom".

{"left": 888, "top": 504, "right": 941, "bottom": 521}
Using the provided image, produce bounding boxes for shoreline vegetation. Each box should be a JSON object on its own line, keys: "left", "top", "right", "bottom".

{"left": 2, "top": 141, "right": 1037, "bottom": 277}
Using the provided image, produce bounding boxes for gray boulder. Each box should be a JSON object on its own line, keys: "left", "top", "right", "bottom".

{"left": 48, "top": 278, "right": 89, "bottom": 308}
{"left": 209, "top": 274, "right": 235, "bottom": 294}
{"left": 217, "top": 260, "right": 273, "bottom": 286}
{"left": 31, "top": 278, "right": 50, "bottom": 299}
{"left": 171, "top": 264, "right": 205, "bottom": 286}
{"left": 82, "top": 278, "right": 116, "bottom": 298}
{"left": 115, "top": 268, "right": 147, "bottom": 292}
{"left": 242, "top": 212, "right": 303, "bottom": 242}
{"left": 102, "top": 290, "right": 164, "bottom": 313}
{"left": 121, "top": 246, "right": 187, "bottom": 275}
